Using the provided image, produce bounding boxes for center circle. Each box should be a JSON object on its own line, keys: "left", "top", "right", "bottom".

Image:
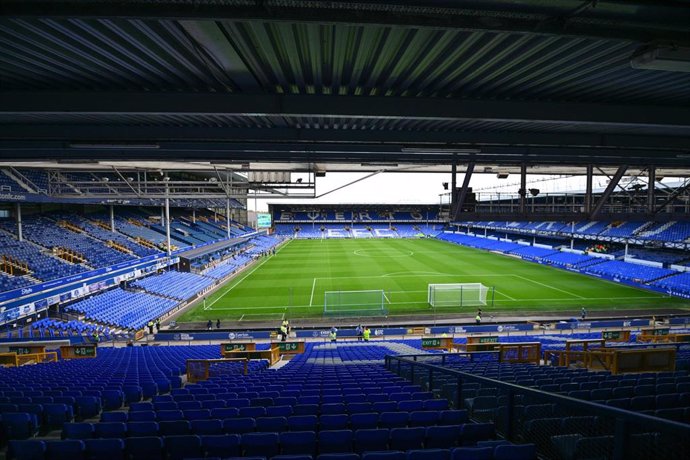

{"left": 353, "top": 249, "right": 414, "bottom": 258}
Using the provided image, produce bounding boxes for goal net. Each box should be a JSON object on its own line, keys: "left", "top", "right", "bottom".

{"left": 324, "top": 290, "right": 387, "bottom": 316}
{"left": 428, "top": 283, "right": 491, "bottom": 307}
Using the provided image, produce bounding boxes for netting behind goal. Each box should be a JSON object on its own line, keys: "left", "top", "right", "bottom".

{"left": 324, "top": 290, "right": 387, "bottom": 317}
{"left": 428, "top": 283, "right": 491, "bottom": 307}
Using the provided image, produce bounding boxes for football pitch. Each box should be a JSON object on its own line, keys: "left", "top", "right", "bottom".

{"left": 177, "top": 238, "right": 690, "bottom": 323}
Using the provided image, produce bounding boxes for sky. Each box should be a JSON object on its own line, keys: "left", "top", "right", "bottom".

{"left": 247, "top": 171, "right": 664, "bottom": 212}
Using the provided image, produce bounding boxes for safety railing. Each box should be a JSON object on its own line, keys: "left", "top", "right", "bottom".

{"left": 386, "top": 354, "right": 690, "bottom": 460}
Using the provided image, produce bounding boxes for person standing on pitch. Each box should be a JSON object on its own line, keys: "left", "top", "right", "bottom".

{"left": 280, "top": 322, "right": 288, "bottom": 342}
{"left": 363, "top": 326, "right": 371, "bottom": 342}
{"left": 329, "top": 326, "right": 337, "bottom": 343}
{"left": 216, "top": 319, "right": 221, "bottom": 329}
{"left": 475, "top": 310, "right": 482, "bottom": 325}
{"left": 581, "top": 307, "right": 587, "bottom": 320}
{"left": 356, "top": 324, "right": 364, "bottom": 341}
{"left": 206, "top": 319, "right": 212, "bottom": 331}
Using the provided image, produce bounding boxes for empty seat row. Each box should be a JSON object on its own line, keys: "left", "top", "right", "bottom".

{"left": 8, "top": 436, "right": 536, "bottom": 460}
{"left": 84, "top": 410, "right": 469, "bottom": 437}
{"left": 129, "top": 399, "right": 448, "bottom": 415}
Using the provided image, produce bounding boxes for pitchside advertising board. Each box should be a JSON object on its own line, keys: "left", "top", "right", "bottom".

{"left": 257, "top": 213, "right": 272, "bottom": 228}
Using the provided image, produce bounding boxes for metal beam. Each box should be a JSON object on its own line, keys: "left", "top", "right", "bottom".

{"left": 585, "top": 165, "right": 593, "bottom": 214}
{"left": 647, "top": 166, "right": 656, "bottom": 213}
{"left": 3, "top": 1, "right": 689, "bottom": 43}
{"left": 519, "top": 164, "right": 527, "bottom": 214}
{"left": 3, "top": 93, "right": 690, "bottom": 129}
{"left": 653, "top": 179, "right": 690, "bottom": 214}
{"left": 0, "top": 142, "right": 685, "bottom": 167}
{"left": 591, "top": 165, "right": 628, "bottom": 218}
{"left": 0, "top": 125, "right": 688, "bottom": 151}
{"left": 452, "top": 162, "right": 475, "bottom": 219}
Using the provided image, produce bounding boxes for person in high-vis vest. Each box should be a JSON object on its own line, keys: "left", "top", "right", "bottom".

{"left": 280, "top": 324, "right": 288, "bottom": 342}
{"left": 475, "top": 312, "right": 482, "bottom": 324}
{"left": 363, "top": 326, "right": 371, "bottom": 342}
{"left": 329, "top": 327, "right": 337, "bottom": 343}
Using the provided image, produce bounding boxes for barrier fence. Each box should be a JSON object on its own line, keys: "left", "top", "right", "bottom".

{"left": 385, "top": 354, "right": 690, "bottom": 460}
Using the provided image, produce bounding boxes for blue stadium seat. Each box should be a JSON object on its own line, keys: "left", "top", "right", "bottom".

{"left": 409, "top": 411, "right": 440, "bottom": 427}
{"left": 223, "top": 417, "right": 256, "bottom": 434}
{"left": 163, "top": 435, "right": 203, "bottom": 460}
{"left": 460, "top": 423, "right": 495, "bottom": 446}
{"left": 128, "top": 411, "right": 156, "bottom": 422}
{"left": 450, "top": 447, "right": 493, "bottom": 460}
{"left": 200, "top": 434, "right": 241, "bottom": 458}
{"left": 242, "top": 432, "right": 280, "bottom": 457}
{"left": 2, "top": 413, "right": 37, "bottom": 440}
{"left": 317, "top": 454, "right": 360, "bottom": 460}
{"left": 379, "top": 412, "right": 408, "bottom": 429}
{"left": 44, "top": 404, "right": 74, "bottom": 429}
{"left": 425, "top": 425, "right": 462, "bottom": 449}
{"left": 350, "top": 413, "right": 378, "bottom": 430}
{"left": 354, "top": 428, "right": 389, "bottom": 453}
{"left": 84, "top": 438, "right": 125, "bottom": 460}
{"left": 289, "top": 415, "right": 319, "bottom": 432}
{"left": 390, "top": 427, "right": 425, "bottom": 451}
{"left": 100, "top": 412, "right": 127, "bottom": 423}
{"left": 45, "top": 440, "right": 85, "bottom": 460}
{"left": 407, "top": 449, "right": 450, "bottom": 460}
{"left": 361, "top": 452, "right": 405, "bottom": 460}
{"left": 279, "top": 430, "right": 317, "bottom": 456}
{"left": 321, "top": 414, "right": 349, "bottom": 431}
{"left": 158, "top": 420, "right": 191, "bottom": 436}
{"left": 94, "top": 422, "right": 126, "bottom": 439}
{"left": 62, "top": 422, "right": 95, "bottom": 440}
{"left": 494, "top": 443, "right": 537, "bottom": 460}
{"left": 127, "top": 421, "right": 159, "bottom": 437}
{"left": 8, "top": 440, "right": 46, "bottom": 460}
{"left": 125, "top": 437, "right": 164, "bottom": 460}
{"left": 191, "top": 419, "right": 223, "bottom": 435}
{"left": 319, "top": 430, "right": 354, "bottom": 453}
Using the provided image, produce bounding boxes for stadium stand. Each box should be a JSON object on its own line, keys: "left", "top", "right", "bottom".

{"left": 63, "top": 288, "right": 178, "bottom": 330}
{"left": 132, "top": 271, "right": 215, "bottom": 302}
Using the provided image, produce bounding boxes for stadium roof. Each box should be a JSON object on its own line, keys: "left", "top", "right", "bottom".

{"left": 1, "top": 0, "right": 690, "bottom": 172}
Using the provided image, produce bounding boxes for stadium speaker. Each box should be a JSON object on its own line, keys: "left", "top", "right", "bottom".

{"left": 529, "top": 188, "right": 540, "bottom": 196}
{"left": 442, "top": 182, "right": 449, "bottom": 190}
{"left": 496, "top": 173, "right": 509, "bottom": 179}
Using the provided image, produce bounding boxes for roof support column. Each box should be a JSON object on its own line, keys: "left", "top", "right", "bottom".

{"left": 450, "top": 156, "right": 457, "bottom": 217}
{"left": 16, "top": 202, "right": 22, "bottom": 242}
{"left": 226, "top": 199, "right": 231, "bottom": 239}
{"left": 647, "top": 166, "right": 656, "bottom": 214}
{"left": 110, "top": 205, "right": 115, "bottom": 232}
{"left": 519, "top": 164, "right": 527, "bottom": 214}
{"left": 585, "top": 165, "right": 593, "bottom": 214}
{"left": 453, "top": 162, "right": 475, "bottom": 220}
{"left": 164, "top": 179, "right": 171, "bottom": 257}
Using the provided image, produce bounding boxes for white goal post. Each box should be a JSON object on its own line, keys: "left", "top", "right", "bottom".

{"left": 428, "top": 283, "right": 492, "bottom": 307}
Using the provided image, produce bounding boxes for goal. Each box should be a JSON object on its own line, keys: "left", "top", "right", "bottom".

{"left": 428, "top": 283, "right": 492, "bottom": 308}
{"left": 324, "top": 290, "right": 387, "bottom": 316}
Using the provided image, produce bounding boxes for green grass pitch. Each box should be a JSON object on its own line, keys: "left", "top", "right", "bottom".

{"left": 177, "top": 238, "right": 690, "bottom": 323}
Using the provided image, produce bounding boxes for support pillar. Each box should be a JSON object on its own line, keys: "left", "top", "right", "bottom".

{"left": 519, "top": 164, "right": 527, "bottom": 214}
{"left": 110, "top": 205, "right": 115, "bottom": 232}
{"left": 625, "top": 241, "right": 629, "bottom": 257}
{"left": 192, "top": 209, "right": 196, "bottom": 223}
{"left": 647, "top": 166, "right": 656, "bottom": 214}
{"left": 165, "top": 197, "right": 171, "bottom": 256}
{"left": 160, "top": 206, "right": 165, "bottom": 227}
{"left": 226, "top": 199, "right": 231, "bottom": 239}
{"left": 450, "top": 156, "right": 457, "bottom": 216}
{"left": 585, "top": 165, "right": 593, "bottom": 214}
{"left": 16, "top": 203, "right": 22, "bottom": 242}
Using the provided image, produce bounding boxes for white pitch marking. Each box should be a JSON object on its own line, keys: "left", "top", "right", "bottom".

{"left": 309, "top": 278, "right": 317, "bottom": 307}
{"left": 206, "top": 239, "right": 293, "bottom": 310}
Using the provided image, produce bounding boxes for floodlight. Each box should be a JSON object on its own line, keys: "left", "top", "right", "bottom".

{"left": 529, "top": 188, "right": 540, "bottom": 196}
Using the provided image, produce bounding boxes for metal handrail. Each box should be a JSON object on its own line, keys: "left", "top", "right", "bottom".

{"left": 386, "top": 354, "right": 690, "bottom": 459}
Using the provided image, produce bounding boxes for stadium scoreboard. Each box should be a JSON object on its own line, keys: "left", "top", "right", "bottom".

{"left": 257, "top": 213, "right": 272, "bottom": 228}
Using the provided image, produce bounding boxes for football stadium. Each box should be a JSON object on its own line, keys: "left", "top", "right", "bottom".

{"left": 1, "top": 1, "right": 690, "bottom": 459}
